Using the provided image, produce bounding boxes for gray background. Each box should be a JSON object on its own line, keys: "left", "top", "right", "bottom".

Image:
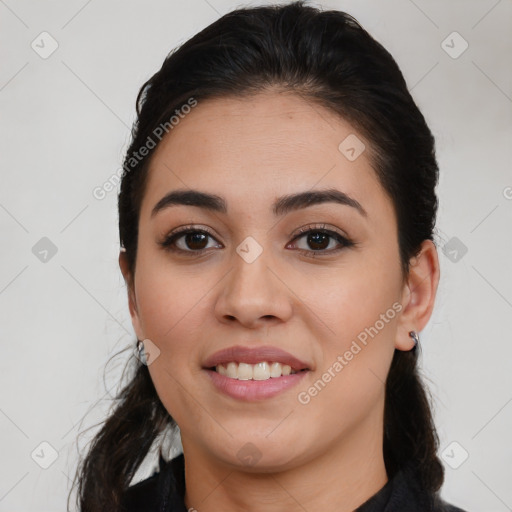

{"left": 0, "top": 0, "right": 511, "bottom": 510}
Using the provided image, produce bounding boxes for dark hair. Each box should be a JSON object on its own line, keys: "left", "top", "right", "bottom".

{"left": 71, "top": 2, "right": 443, "bottom": 509}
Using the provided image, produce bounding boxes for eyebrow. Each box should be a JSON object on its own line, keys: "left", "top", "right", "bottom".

{"left": 151, "top": 187, "right": 367, "bottom": 219}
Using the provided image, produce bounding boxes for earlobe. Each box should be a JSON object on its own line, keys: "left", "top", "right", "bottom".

{"left": 395, "top": 240, "right": 440, "bottom": 351}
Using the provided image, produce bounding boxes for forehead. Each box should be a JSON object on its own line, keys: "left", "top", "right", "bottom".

{"left": 140, "top": 91, "right": 393, "bottom": 223}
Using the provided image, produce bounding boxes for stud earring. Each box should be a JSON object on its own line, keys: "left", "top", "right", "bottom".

{"left": 409, "top": 330, "right": 420, "bottom": 352}
{"left": 136, "top": 339, "right": 147, "bottom": 365}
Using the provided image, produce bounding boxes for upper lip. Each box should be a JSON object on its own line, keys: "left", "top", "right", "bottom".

{"left": 203, "top": 345, "right": 310, "bottom": 371}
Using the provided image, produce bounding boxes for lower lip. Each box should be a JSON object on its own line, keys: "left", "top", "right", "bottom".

{"left": 204, "top": 368, "right": 309, "bottom": 401}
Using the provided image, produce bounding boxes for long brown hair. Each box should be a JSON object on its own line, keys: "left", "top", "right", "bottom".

{"left": 70, "top": 2, "right": 443, "bottom": 509}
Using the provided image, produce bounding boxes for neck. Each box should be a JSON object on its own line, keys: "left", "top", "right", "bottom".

{"left": 182, "top": 411, "right": 388, "bottom": 512}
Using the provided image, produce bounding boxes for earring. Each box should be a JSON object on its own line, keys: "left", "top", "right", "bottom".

{"left": 136, "top": 339, "right": 147, "bottom": 365}
{"left": 409, "top": 330, "right": 420, "bottom": 352}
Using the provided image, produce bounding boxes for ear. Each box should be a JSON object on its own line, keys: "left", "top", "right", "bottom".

{"left": 119, "top": 251, "right": 145, "bottom": 340}
{"left": 395, "top": 239, "right": 440, "bottom": 351}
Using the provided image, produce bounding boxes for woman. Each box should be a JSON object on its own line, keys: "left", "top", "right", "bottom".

{"left": 72, "top": 2, "right": 468, "bottom": 511}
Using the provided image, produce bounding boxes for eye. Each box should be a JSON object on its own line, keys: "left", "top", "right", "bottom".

{"left": 159, "top": 226, "right": 222, "bottom": 254}
{"left": 287, "top": 224, "right": 354, "bottom": 256}
{"left": 159, "top": 223, "right": 354, "bottom": 257}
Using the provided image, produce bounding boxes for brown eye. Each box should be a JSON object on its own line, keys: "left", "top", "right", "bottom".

{"left": 305, "top": 232, "right": 331, "bottom": 250}
{"left": 160, "top": 228, "right": 222, "bottom": 254}
{"left": 288, "top": 227, "right": 354, "bottom": 256}
{"left": 181, "top": 232, "right": 209, "bottom": 250}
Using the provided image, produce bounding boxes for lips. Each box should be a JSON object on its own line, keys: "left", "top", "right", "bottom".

{"left": 202, "top": 345, "right": 311, "bottom": 372}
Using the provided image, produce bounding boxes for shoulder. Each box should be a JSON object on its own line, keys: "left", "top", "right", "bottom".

{"left": 434, "top": 498, "right": 469, "bottom": 512}
{"left": 435, "top": 498, "right": 469, "bottom": 512}
{"left": 121, "top": 453, "right": 186, "bottom": 512}
{"left": 391, "top": 462, "right": 469, "bottom": 512}
{"left": 120, "top": 465, "right": 162, "bottom": 512}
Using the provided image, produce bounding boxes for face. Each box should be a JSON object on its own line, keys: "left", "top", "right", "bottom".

{"left": 122, "top": 90, "right": 420, "bottom": 471}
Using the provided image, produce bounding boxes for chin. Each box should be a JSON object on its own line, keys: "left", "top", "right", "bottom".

{"left": 210, "top": 436, "right": 306, "bottom": 473}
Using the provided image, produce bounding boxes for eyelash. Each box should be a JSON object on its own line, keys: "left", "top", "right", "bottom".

{"left": 159, "top": 223, "right": 354, "bottom": 258}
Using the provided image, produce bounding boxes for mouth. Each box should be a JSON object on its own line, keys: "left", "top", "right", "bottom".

{"left": 202, "top": 345, "right": 311, "bottom": 397}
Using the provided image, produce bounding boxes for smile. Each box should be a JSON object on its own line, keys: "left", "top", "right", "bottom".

{"left": 202, "top": 345, "right": 311, "bottom": 400}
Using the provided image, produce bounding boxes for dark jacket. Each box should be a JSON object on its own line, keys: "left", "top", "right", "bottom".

{"left": 121, "top": 453, "right": 468, "bottom": 512}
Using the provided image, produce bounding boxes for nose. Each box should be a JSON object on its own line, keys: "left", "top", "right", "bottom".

{"left": 214, "top": 249, "right": 293, "bottom": 329}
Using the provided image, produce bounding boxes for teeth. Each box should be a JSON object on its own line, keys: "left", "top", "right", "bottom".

{"left": 237, "top": 362, "right": 253, "bottom": 380}
{"left": 252, "top": 362, "right": 269, "bottom": 380}
{"left": 215, "top": 361, "right": 297, "bottom": 380}
{"left": 226, "top": 362, "right": 238, "bottom": 379}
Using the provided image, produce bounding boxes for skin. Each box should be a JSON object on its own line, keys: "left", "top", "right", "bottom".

{"left": 119, "top": 89, "right": 440, "bottom": 512}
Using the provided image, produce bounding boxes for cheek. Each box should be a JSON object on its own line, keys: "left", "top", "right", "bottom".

{"left": 290, "top": 253, "right": 402, "bottom": 343}
{"left": 296, "top": 276, "right": 398, "bottom": 427}
{"left": 133, "top": 256, "right": 221, "bottom": 383}
{"left": 292, "top": 248, "right": 401, "bottom": 406}
{"left": 134, "top": 264, "right": 214, "bottom": 424}
{"left": 134, "top": 250, "right": 213, "bottom": 342}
